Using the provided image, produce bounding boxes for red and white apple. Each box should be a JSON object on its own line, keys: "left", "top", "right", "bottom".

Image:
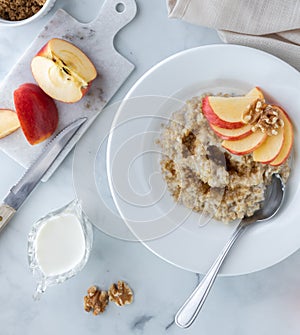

{"left": 210, "top": 123, "right": 253, "bottom": 140}
{"left": 270, "top": 107, "right": 294, "bottom": 166}
{"left": 253, "top": 126, "right": 284, "bottom": 163}
{"left": 31, "top": 38, "right": 97, "bottom": 103}
{"left": 222, "top": 130, "right": 267, "bottom": 155}
{"left": 202, "top": 87, "right": 264, "bottom": 129}
{"left": 0, "top": 109, "right": 20, "bottom": 139}
{"left": 14, "top": 83, "right": 58, "bottom": 145}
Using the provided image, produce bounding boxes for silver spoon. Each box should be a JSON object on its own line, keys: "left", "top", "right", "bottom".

{"left": 175, "top": 173, "right": 285, "bottom": 328}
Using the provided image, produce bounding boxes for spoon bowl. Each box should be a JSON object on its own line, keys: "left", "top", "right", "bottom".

{"left": 241, "top": 173, "right": 285, "bottom": 227}
{"left": 175, "top": 173, "right": 285, "bottom": 328}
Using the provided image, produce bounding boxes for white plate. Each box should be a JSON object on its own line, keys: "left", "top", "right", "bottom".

{"left": 107, "top": 44, "right": 300, "bottom": 276}
{"left": 73, "top": 103, "right": 138, "bottom": 241}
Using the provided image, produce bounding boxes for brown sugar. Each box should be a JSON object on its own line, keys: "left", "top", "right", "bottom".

{"left": 0, "top": 0, "right": 46, "bottom": 21}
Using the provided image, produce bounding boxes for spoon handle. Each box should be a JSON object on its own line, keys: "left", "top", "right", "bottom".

{"left": 175, "top": 222, "right": 246, "bottom": 328}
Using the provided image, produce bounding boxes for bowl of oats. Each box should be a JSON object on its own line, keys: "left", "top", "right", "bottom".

{"left": 0, "top": 0, "right": 56, "bottom": 26}
{"left": 106, "top": 45, "right": 300, "bottom": 275}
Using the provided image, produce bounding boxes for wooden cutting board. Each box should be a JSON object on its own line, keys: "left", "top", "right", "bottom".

{"left": 0, "top": 0, "right": 137, "bottom": 181}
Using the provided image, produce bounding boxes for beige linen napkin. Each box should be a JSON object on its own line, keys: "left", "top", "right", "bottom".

{"left": 167, "top": 0, "right": 300, "bottom": 71}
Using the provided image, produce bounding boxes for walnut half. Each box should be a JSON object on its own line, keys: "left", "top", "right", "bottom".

{"left": 108, "top": 281, "right": 134, "bottom": 306}
{"left": 84, "top": 285, "right": 109, "bottom": 315}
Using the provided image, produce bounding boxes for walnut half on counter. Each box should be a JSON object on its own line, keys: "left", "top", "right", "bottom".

{"left": 84, "top": 281, "right": 134, "bottom": 316}
{"left": 108, "top": 281, "right": 134, "bottom": 306}
{"left": 84, "top": 286, "right": 109, "bottom": 315}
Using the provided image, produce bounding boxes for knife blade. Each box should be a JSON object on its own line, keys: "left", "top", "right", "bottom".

{"left": 0, "top": 117, "right": 87, "bottom": 233}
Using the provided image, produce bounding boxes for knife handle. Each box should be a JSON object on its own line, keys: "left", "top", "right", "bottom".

{"left": 0, "top": 204, "right": 16, "bottom": 233}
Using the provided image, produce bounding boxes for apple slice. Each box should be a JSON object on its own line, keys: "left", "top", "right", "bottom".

{"left": 0, "top": 109, "right": 20, "bottom": 139}
{"left": 253, "top": 126, "right": 284, "bottom": 163}
{"left": 31, "top": 38, "right": 97, "bottom": 103}
{"left": 222, "top": 131, "right": 267, "bottom": 155}
{"left": 202, "top": 87, "right": 264, "bottom": 129}
{"left": 14, "top": 83, "right": 58, "bottom": 145}
{"left": 270, "top": 107, "right": 294, "bottom": 166}
{"left": 210, "top": 123, "right": 253, "bottom": 140}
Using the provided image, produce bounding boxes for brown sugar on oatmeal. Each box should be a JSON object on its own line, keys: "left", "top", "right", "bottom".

{"left": 158, "top": 95, "right": 290, "bottom": 223}
{"left": 0, "top": 0, "right": 46, "bottom": 21}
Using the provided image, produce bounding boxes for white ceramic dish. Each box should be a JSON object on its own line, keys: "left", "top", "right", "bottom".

{"left": 106, "top": 44, "right": 300, "bottom": 276}
{"left": 0, "top": 0, "right": 56, "bottom": 27}
{"left": 72, "top": 102, "right": 138, "bottom": 242}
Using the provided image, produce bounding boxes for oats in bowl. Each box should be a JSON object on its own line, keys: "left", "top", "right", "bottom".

{"left": 0, "top": 0, "right": 56, "bottom": 26}
{"left": 0, "top": 0, "right": 46, "bottom": 21}
{"left": 158, "top": 95, "right": 290, "bottom": 223}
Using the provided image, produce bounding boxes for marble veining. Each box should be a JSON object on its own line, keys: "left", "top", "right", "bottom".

{"left": 165, "top": 319, "right": 176, "bottom": 331}
{"left": 132, "top": 315, "right": 154, "bottom": 332}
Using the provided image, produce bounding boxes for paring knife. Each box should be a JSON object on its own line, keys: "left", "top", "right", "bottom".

{"left": 0, "top": 117, "right": 87, "bottom": 233}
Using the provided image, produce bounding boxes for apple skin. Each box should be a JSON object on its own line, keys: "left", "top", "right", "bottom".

{"left": 202, "top": 96, "right": 244, "bottom": 129}
{"left": 0, "top": 109, "right": 20, "bottom": 139}
{"left": 269, "top": 106, "right": 294, "bottom": 166}
{"left": 31, "top": 38, "right": 97, "bottom": 103}
{"left": 35, "top": 41, "right": 48, "bottom": 58}
{"left": 210, "top": 123, "right": 253, "bottom": 140}
{"left": 202, "top": 87, "right": 264, "bottom": 129}
{"left": 222, "top": 131, "right": 267, "bottom": 155}
{"left": 14, "top": 83, "right": 58, "bottom": 145}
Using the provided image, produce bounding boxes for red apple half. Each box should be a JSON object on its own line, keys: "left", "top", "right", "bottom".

{"left": 14, "top": 83, "right": 59, "bottom": 145}
{"left": 270, "top": 107, "right": 294, "bottom": 166}
{"left": 253, "top": 126, "right": 284, "bottom": 164}
{"left": 31, "top": 38, "right": 97, "bottom": 103}
{"left": 0, "top": 109, "right": 20, "bottom": 139}
{"left": 202, "top": 87, "right": 264, "bottom": 129}
{"left": 222, "top": 130, "right": 267, "bottom": 155}
{"left": 210, "top": 123, "right": 253, "bottom": 140}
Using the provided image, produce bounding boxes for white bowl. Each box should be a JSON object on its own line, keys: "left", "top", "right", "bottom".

{"left": 0, "top": 0, "right": 56, "bottom": 27}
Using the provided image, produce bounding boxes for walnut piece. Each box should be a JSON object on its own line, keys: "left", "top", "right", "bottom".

{"left": 242, "top": 99, "right": 284, "bottom": 136}
{"left": 84, "top": 285, "right": 109, "bottom": 315}
{"left": 108, "top": 281, "right": 134, "bottom": 306}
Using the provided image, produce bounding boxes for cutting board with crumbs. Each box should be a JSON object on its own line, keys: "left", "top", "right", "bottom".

{"left": 0, "top": 0, "right": 137, "bottom": 181}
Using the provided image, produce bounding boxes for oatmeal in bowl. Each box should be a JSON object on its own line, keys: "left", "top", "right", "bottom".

{"left": 158, "top": 87, "right": 293, "bottom": 223}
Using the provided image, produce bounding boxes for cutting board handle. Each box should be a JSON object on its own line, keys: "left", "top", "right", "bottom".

{"left": 90, "top": 0, "right": 137, "bottom": 38}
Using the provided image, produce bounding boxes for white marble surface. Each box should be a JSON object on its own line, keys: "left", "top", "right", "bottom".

{"left": 0, "top": 0, "right": 300, "bottom": 334}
